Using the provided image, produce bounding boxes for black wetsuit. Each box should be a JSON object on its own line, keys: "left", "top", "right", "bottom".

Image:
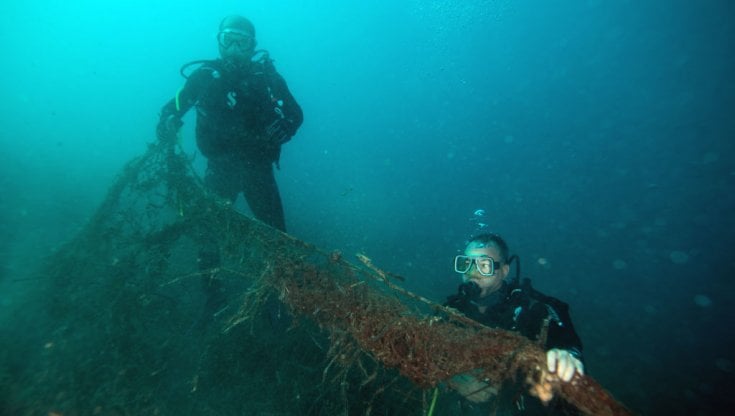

{"left": 445, "top": 279, "right": 584, "bottom": 415}
{"left": 158, "top": 57, "right": 303, "bottom": 231}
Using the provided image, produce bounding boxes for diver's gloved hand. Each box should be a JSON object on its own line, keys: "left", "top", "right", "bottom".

{"left": 547, "top": 348, "right": 584, "bottom": 382}
{"left": 445, "top": 281, "right": 481, "bottom": 309}
{"left": 265, "top": 118, "right": 294, "bottom": 146}
{"left": 156, "top": 115, "right": 183, "bottom": 145}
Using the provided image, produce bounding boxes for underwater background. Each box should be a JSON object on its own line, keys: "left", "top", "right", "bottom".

{"left": 1, "top": 0, "right": 733, "bottom": 415}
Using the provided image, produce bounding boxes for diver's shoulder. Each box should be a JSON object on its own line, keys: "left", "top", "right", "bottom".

{"left": 513, "top": 280, "right": 570, "bottom": 310}
{"left": 188, "top": 59, "right": 224, "bottom": 79}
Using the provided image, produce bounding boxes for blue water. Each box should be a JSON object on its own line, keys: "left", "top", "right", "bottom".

{"left": 1, "top": 1, "right": 733, "bottom": 414}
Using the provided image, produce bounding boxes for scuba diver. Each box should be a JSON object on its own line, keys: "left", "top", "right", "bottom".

{"left": 156, "top": 15, "right": 303, "bottom": 232}
{"left": 444, "top": 233, "right": 584, "bottom": 414}
{"left": 156, "top": 15, "right": 303, "bottom": 329}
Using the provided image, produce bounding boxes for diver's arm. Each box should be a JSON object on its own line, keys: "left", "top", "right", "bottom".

{"left": 544, "top": 300, "right": 584, "bottom": 361}
{"left": 158, "top": 68, "right": 210, "bottom": 121}
{"left": 543, "top": 299, "right": 585, "bottom": 382}
{"left": 156, "top": 68, "right": 210, "bottom": 142}
{"left": 269, "top": 70, "right": 303, "bottom": 137}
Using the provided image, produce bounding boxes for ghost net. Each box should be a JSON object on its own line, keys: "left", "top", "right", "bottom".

{"left": 0, "top": 143, "right": 630, "bottom": 415}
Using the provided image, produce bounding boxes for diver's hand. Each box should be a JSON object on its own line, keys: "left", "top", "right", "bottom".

{"left": 547, "top": 348, "right": 584, "bottom": 382}
{"left": 265, "top": 118, "right": 293, "bottom": 146}
{"left": 156, "top": 115, "right": 182, "bottom": 144}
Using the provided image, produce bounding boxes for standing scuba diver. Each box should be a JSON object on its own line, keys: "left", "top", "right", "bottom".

{"left": 156, "top": 15, "right": 303, "bottom": 328}
{"left": 156, "top": 15, "right": 303, "bottom": 232}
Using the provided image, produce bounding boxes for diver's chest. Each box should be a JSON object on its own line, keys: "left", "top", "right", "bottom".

{"left": 207, "top": 77, "right": 270, "bottom": 110}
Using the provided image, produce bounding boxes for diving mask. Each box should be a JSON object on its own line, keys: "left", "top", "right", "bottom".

{"left": 454, "top": 255, "right": 500, "bottom": 277}
{"left": 217, "top": 29, "right": 254, "bottom": 49}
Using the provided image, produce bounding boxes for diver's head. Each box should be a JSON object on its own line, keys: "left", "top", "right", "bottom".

{"left": 466, "top": 234, "right": 509, "bottom": 264}
{"left": 454, "top": 233, "right": 511, "bottom": 295}
{"left": 217, "top": 15, "right": 256, "bottom": 65}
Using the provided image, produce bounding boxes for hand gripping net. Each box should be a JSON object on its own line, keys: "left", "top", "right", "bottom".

{"left": 0, "top": 144, "right": 630, "bottom": 415}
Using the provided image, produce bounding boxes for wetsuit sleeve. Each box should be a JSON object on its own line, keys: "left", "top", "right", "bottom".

{"left": 543, "top": 299, "right": 584, "bottom": 363}
{"left": 269, "top": 70, "right": 303, "bottom": 137}
{"left": 158, "top": 68, "right": 212, "bottom": 122}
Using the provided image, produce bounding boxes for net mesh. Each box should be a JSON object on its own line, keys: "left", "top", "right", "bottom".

{"left": 0, "top": 144, "right": 630, "bottom": 415}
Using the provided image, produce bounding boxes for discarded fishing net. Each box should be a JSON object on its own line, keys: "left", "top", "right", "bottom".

{"left": 0, "top": 143, "right": 630, "bottom": 415}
